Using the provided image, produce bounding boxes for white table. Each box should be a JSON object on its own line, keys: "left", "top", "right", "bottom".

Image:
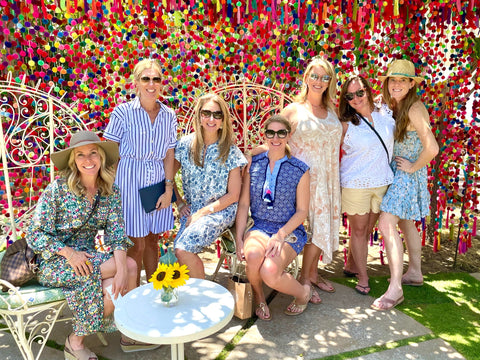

{"left": 113, "top": 278, "right": 234, "bottom": 360}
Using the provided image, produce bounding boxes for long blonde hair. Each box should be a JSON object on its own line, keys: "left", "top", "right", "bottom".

{"left": 295, "top": 57, "right": 337, "bottom": 113}
{"left": 64, "top": 145, "right": 116, "bottom": 197}
{"left": 191, "top": 93, "right": 234, "bottom": 167}
{"left": 382, "top": 78, "right": 419, "bottom": 142}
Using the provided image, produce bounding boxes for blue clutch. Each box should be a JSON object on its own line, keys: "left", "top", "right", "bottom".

{"left": 139, "top": 180, "right": 177, "bottom": 213}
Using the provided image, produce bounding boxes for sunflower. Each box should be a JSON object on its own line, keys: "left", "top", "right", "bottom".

{"left": 149, "top": 263, "right": 174, "bottom": 290}
{"left": 169, "top": 262, "right": 190, "bottom": 288}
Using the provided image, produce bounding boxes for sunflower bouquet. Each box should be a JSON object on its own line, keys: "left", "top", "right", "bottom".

{"left": 149, "top": 247, "right": 189, "bottom": 305}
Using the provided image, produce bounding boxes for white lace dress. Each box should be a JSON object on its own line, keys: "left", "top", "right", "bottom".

{"left": 289, "top": 105, "right": 342, "bottom": 264}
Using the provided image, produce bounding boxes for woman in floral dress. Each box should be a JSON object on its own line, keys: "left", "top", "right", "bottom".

{"left": 372, "top": 59, "right": 439, "bottom": 311}
{"left": 174, "top": 93, "right": 247, "bottom": 278}
{"left": 27, "top": 131, "right": 156, "bottom": 360}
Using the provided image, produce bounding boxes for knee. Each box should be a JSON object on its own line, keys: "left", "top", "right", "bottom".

{"left": 260, "top": 263, "right": 281, "bottom": 286}
{"left": 128, "top": 238, "right": 145, "bottom": 256}
{"left": 245, "top": 250, "right": 264, "bottom": 267}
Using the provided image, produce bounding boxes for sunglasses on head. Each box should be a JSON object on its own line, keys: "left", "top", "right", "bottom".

{"left": 345, "top": 89, "right": 366, "bottom": 101}
{"left": 309, "top": 73, "right": 332, "bottom": 82}
{"left": 139, "top": 76, "right": 162, "bottom": 84}
{"left": 200, "top": 109, "right": 223, "bottom": 120}
{"left": 265, "top": 129, "right": 289, "bottom": 139}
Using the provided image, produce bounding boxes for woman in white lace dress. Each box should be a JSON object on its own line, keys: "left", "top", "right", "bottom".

{"left": 338, "top": 76, "right": 395, "bottom": 295}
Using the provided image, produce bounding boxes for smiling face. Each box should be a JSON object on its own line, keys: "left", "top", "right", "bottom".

{"left": 387, "top": 76, "right": 415, "bottom": 102}
{"left": 345, "top": 79, "right": 369, "bottom": 113}
{"left": 305, "top": 64, "right": 331, "bottom": 96}
{"left": 134, "top": 67, "right": 162, "bottom": 101}
{"left": 74, "top": 144, "right": 101, "bottom": 178}
{"left": 200, "top": 100, "right": 223, "bottom": 137}
{"left": 265, "top": 121, "right": 291, "bottom": 152}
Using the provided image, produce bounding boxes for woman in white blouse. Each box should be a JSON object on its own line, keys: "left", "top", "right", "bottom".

{"left": 339, "top": 75, "right": 395, "bottom": 295}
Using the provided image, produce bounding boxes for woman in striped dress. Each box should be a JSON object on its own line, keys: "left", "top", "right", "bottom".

{"left": 104, "top": 59, "right": 178, "bottom": 286}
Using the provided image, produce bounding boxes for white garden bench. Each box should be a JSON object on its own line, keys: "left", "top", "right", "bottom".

{"left": 0, "top": 73, "right": 107, "bottom": 360}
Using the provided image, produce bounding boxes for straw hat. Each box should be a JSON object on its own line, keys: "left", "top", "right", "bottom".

{"left": 379, "top": 59, "right": 424, "bottom": 84}
{"left": 51, "top": 131, "right": 119, "bottom": 170}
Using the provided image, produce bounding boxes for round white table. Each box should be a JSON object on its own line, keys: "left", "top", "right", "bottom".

{"left": 113, "top": 278, "right": 234, "bottom": 360}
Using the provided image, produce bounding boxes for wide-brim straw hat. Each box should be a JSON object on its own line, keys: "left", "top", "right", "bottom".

{"left": 51, "top": 131, "right": 119, "bottom": 170}
{"left": 379, "top": 59, "right": 424, "bottom": 84}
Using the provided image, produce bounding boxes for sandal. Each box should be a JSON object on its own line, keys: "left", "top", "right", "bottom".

{"left": 284, "top": 287, "right": 312, "bottom": 316}
{"left": 355, "top": 283, "right": 370, "bottom": 295}
{"left": 120, "top": 335, "right": 161, "bottom": 353}
{"left": 371, "top": 295, "right": 404, "bottom": 311}
{"left": 309, "top": 287, "right": 322, "bottom": 304}
{"left": 313, "top": 275, "right": 336, "bottom": 293}
{"left": 255, "top": 302, "right": 272, "bottom": 321}
{"left": 64, "top": 334, "right": 98, "bottom": 360}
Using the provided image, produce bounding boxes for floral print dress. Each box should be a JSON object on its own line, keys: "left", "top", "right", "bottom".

{"left": 27, "top": 178, "right": 132, "bottom": 336}
{"left": 174, "top": 134, "right": 247, "bottom": 253}
{"left": 380, "top": 131, "right": 430, "bottom": 220}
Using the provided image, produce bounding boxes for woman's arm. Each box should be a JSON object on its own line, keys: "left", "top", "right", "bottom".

{"left": 188, "top": 166, "right": 242, "bottom": 226}
{"left": 234, "top": 168, "right": 251, "bottom": 260}
{"left": 265, "top": 170, "right": 310, "bottom": 258}
{"left": 173, "top": 158, "right": 191, "bottom": 218}
{"left": 111, "top": 249, "right": 128, "bottom": 299}
{"left": 156, "top": 147, "right": 175, "bottom": 209}
{"left": 396, "top": 101, "right": 439, "bottom": 173}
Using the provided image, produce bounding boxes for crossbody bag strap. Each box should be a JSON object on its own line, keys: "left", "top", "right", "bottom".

{"left": 357, "top": 114, "right": 390, "bottom": 161}
{"left": 65, "top": 192, "right": 101, "bottom": 242}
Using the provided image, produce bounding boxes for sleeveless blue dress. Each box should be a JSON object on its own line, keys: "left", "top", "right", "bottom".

{"left": 249, "top": 153, "right": 309, "bottom": 254}
{"left": 380, "top": 131, "right": 430, "bottom": 220}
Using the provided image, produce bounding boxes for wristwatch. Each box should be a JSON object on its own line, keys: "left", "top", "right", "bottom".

{"left": 208, "top": 205, "right": 215, "bottom": 214}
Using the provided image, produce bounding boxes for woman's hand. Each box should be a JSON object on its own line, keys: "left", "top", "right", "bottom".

{"left": 111, "top": 266, "right": 128, "bottom": 299}
{"left": 185, "top": 210, "right": 202, "bottom": 227}
{"left": 265, "top": 232, "right": 285, "bottom": 258}
{"left": 395, "top": 156, "right": 415, "bottom": 173}
{"left": 67, "top": 250, "right": 95, "bottom": 277}
{"left": 178, "top": 203, "right": 191, "bottom": 218}
{"left": 156, "top": 188, "right": 173, "bottom": 210}
{"left": 235, "top": 238, "right": 245, "bottom": 261}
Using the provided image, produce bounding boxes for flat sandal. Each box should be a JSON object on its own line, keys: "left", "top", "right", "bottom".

{"left": 64, "top": 334, "right": 98, "bottom": 360}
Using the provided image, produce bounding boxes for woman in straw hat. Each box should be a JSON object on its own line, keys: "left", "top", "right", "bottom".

{"left": 371, "top": 59, "right": 439, "bottom": 311}
{"left": 104, "top": 58, "right": 177, "bottom": 287}
{"left": 27, "top": 131, "right": 159, "bottom": 360}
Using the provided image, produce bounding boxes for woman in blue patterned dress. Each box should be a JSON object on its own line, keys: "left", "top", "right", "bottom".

{"left": 372, "top": 60, "right": 439, "bottom": 311}
{"left": 236, "top": 115, "right": 312, "bottom": 320}
{"left": 173, "top": 93, "right": 247, "bottom": 278}
{"left": 104, "top": 59, "right": 178, "bottom": 286}
{"left": 27, "top": 131, "right": 157, "bottom": 360}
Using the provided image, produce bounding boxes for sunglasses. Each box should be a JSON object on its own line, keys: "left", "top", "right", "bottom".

{"left": 200, "top": 109, "right": 223, "bottom": 120}
{"left": 139, "top": 76, "right": 162, "bottom": 84}
{"left": 309, "top": 73, "right": 332, "bottom": 82}
{"left": 345, "top": 89, "right": 366, "bottom": 101}
{"left": 265, "top": 129, "right": 289, "bottom": 139}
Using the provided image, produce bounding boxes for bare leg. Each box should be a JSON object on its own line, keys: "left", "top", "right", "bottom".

{"left": 127, "top": 236, "right": 146, "bottom": 286}
{"left": 298, "top": 243, "right": 321, "bottom": 287}
{"left": 399, "top": 219, "right": 423, "bottom": 283}
{"left": 344, "top": 242, "right": 359, "bottom": 274}
{"left": 243, "top": 232, "right": 268, "bottom": 306}
{"left": 373, "top": 212, "right": 404, "bottom": 307}
{"left": 143, "top": 232, "right": 160, "bottom": 283}
{"left": 175, "top": 249, "right": 205, "bottom": 279}
{"left": 67, "top": 334, "right": 87, "bottom": 351}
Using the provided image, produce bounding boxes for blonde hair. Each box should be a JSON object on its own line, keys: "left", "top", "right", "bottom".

{"left": 382, "top": 78, "right": 419, "bottom": 142}
{"left": 263, "top": 114, "right": 292, "bottom": 158}
{"left": 191, "top": 93, "right": 234, "bottom": 167}
{"left": 295, "top": 57, "right": 337, "bottom": 113}
{"left": 132, "top": 59, "right": 163, "bottom": 96}
{"left": 64, "top": 145, "right": 116, "bottom": 197}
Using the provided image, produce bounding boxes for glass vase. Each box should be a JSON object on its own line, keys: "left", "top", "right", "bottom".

{"left": 160, "top": 286, "right": 179, "bottom": 307}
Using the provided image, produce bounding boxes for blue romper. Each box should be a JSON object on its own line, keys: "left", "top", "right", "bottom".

{"left": 380, "top": 131, "right": 430, "bottom": 220}
{"left": 249, "top": 153, "right": 309, "bottom": 254}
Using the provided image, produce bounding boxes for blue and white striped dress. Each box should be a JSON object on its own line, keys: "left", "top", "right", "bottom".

{"left": 104, "top": 97, "right": 177, "bottom": 237}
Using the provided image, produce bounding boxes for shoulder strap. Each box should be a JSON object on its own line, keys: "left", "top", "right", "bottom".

{"left": 357, "top": 114, "right": 390, "bottom": 161}
{"left": 65, "top": 193, "right": 101, "bottom": 242}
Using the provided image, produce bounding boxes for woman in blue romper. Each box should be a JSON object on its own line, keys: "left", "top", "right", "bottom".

{"left": 236, "top": 115, "right": 312, "bottom": 320}
{"left": 372, "top": 60, "right": 439, "bottom": 311}
{"left": 173, "top": 93, "right": 247, "bottom": 279}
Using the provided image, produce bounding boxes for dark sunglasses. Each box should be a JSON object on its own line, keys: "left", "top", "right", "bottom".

{"left": 200, "top": 109, "right": 223, "bottom": 120}
{"left": 310, "top": 73, "right": 332, "bottom": 82}
{"left": 265, "top": 129, "right": 289, "bottom": 139}
{"left": 139, "top": 76, "right": 162, "bottom": 84}
{"left": 345, "top": 89, "right": 366, "bottom": 101}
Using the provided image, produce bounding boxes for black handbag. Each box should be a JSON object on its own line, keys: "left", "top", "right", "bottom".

{"left": 0, "top": 194, "right": 100, "bottom": 291}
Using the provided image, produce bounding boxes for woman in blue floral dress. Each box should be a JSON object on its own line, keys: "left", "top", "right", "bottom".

{"left": 372, "top": 60, "right": 439, "bottom": 311}
{"left": 236, "top": 115, "right": 312, "bottom": 320}
{"left": 28, "top": 131, "right": 157, "bottom": 360}
{"left": 174, "top": 93, "right": 247, "bottom": 278}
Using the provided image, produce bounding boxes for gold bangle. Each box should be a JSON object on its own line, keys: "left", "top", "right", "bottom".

{"left": 177, "top": 202, "right": 186, "bottom": 210}
{"left": 66, "top": 251, "right": 74, "bottom": 263}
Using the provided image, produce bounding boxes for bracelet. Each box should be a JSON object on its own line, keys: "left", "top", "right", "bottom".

{"left": 177, "top": 202, "right": 186, "bottom": 211}
{"left": 165, "top": 179, "right": 174, "bottom": 186}
{"left": 66, "top": 250, "right": 75, "bottom": 263}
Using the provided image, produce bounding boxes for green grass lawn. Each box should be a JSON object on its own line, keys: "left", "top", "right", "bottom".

{"left": 332, "top": 272, "right": 480, "bottom": 360}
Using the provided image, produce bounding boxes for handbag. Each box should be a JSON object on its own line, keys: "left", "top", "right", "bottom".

{"left": 357, "top": 113, "right": 390, "bottom": 161}
{"left": 0, "top": 193, "right": 101, "bottom": 291}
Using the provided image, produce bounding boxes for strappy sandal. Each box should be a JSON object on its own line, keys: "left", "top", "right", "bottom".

{"left": 284, "top": 287, "right": 312, "bottom": 316}
{"left": 313, "top": 275, "right": 336, "bottom": 293}
{"left": 64, "top": 334, "right": 98, "bottom": 360}
{"left": 255, "top": 302, "right": 272, "bottom": 321}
